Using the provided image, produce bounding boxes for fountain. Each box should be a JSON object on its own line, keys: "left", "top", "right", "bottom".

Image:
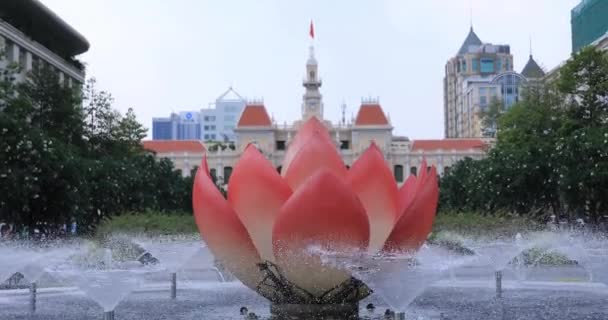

{"left": 135, "top": 235, "right": 203, "bottom": 299}
{"left": 4, "top": 122, "right": 606, "bottom": 319}
{"left": 552, "top": 233, "right": 608, "bottom": 285}
{"left": 468, "top": 233, "right": 534, "bottom": 298}
{"left": 46, "top": 242, "right": 151, "bottom": 320}
{"left": 191, "top": 117, "right": 441, "bottom": 318}
{"left": 0, "top": 230, "right": 607, "bottom": 318}
{"left": 0, "top": 241, "right": 79, "bottom": 313}
{"left": 0, "top": 244, "right": 46, "bottom": 285}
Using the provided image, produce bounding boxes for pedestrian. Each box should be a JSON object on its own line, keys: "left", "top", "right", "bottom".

{"left": 0, "top": 224, "right": 12, "bottom": 240}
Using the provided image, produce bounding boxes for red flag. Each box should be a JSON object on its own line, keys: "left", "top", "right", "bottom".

{"left": 309, "top": 20, "right": 314, "bottom": 39}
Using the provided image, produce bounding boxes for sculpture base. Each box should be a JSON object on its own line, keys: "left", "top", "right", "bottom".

{"left": 270, "top": 303, "right": 359, "bottom": 320}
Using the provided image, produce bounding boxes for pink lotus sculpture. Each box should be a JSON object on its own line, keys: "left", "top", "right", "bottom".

{"left": 192, "top": 117, "right": 439, "bottom": 304}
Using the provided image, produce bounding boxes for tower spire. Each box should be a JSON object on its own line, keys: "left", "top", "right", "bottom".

{"left": 529, "top": 36, "right": 533, "bottom": 57}
{"left": 469, "top": 2, "right": 473, "bottom": 29}
{"left": 301, "top": 23, "right": 323, "bottom": 121}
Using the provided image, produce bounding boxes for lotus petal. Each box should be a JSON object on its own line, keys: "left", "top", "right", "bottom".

{"left": 192, "top": 156, "right": 264, "bottom": 290}
{"left": 228, "top": 144, "right": 292, "bottom": 262}
{"left": 397, "top": 175, "right": 417, "bottom": 218}
{"left": 383, "top": 166, "right": 439, "bottom": 253}
{"left": 418, "top": 159, "right": 428, "bottom": 183}
{"left": 282, "top": 116, "right": 330, "bottom": 175}
{"left": 346, "top": 143, "right": 398, "bottom": 252}
{"left": 283, "top": 130, "right": 346, "bottom": 190}
{"left": 272, "top": 170, "right": 370, "bottom": 296}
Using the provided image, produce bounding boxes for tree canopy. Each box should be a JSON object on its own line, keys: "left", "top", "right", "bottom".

{"left": 440, "top": 47, "right": 608, "bottom": 224}
{"left": 0, "top": 65, "right": 193, "bottom": 236}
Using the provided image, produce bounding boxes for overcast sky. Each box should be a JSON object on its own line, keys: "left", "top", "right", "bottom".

{"left": 42, "top": 0, "right": 579, "bottom": 139}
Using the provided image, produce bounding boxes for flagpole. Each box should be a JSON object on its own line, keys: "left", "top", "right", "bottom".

{"left": 309, "top": 20, "right": 315, "bottom": 58}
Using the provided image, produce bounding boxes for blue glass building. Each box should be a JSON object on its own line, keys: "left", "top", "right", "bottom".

{"left": 151, "top": 87, "right": 245, "bottom": 141}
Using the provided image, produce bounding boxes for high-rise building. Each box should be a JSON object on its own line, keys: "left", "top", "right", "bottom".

{"left": 0, "top": 0, "right": 89, "bottom": 85}
{"left": 201, "top": 87, "right": 246, "bottom": 142}
{"left": 545, "top": 1, "right": 607, "bottom": 82}
{"left": 152, "top": 111, "right": 203, "bottom": 140}
{"left": 151, "top": 113, "right": 177, "bottom": 140}
{"left": 151, "top": 87, "right": 246, "bottom": 142}
{"left": 444, "top": 27, "right": 513, "bottom": 138}
{"left": 444, "top": 28, "right": 545, "bottom": 138}
{"left": 571, "top": 0, "right": 608, "bottom": 53}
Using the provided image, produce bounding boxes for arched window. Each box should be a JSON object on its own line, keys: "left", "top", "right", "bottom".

{"left": 223, "top": 167, "right": 233, "bottom": 184}
{"left": 210, "top": 168, "right": 217, "bottom": 184}
{"left": 410, "top": 166, "right": 417, "bottom": 176}
{"left": 277, "top": 166, "right": 282, "bottom": 174}
{"left": 443, "top": 166, "right": 451, "bottom": 176}
{"left": 394, "top": 165, "right": 404, "bottom": 183}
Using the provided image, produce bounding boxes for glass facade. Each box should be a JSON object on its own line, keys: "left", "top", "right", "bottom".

{"left": 480, "top": 58, "right": 494, "bottom": 73}
{"left": 152, "top": 120, "right": 172, "bottom": 140}
{"left": 177, "top": 122, "right": 201, "bottom": 140}
{"left": 571, "top": 0, "right": 608, "bottom": 52}
{"left": 491, "top": 73, "right": 526, "bottom": 109}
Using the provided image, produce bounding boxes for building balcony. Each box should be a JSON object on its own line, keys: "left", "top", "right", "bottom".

{"left": 302, "top": 78, "right": 322, "bottom": 87}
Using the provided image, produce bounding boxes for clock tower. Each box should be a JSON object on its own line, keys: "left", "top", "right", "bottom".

{"left": 301, "top": 46, "right": 324, "bottom": 120}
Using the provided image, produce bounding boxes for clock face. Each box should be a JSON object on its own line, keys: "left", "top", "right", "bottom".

{"left": 307, "top": 102, "right": 316, "bottom": 110}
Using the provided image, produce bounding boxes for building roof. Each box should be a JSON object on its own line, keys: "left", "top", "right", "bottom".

{"left": 521, "top": 55, "right": 546, "bottom": 79}
{"left": 142, "top": 140, "right": 205, "bottom": 154}
{"left": 412, "top": 139, "right": 487, "bottom": 151}
{"left": 0, "top": 0, "right": 90, "bottom": 57}
{"left": 457, "top": 27, "right": 483, "bottom": 55}
{"left": 354, "top": 103, "right": 389, "bottom": 126}
{"left": 216, "top": 87, "right": 245, "bottom": 102}
{"left": 237, "top": 104, "right": 272, "bottom": 127}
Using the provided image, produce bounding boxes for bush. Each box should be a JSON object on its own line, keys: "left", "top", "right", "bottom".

{"left": 433, "top": 211, "right": 539, "bottom": 239}
{"left": 511, "top": 248, "right": 578, "bottom": 266}
{"left": 427, "top": 231, "right": 475, "bottom": 256}
{"left": 96, "top": 211, "right": 197, "bottom": 236}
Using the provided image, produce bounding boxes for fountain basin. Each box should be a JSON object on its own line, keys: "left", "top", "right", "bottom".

{"left": 270, "top": 303, "right": 358, "bottom": 320}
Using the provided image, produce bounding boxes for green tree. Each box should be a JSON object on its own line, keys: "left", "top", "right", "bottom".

{"left": 12, "top": 66, "right": 84, "bottom": 146}
{"left": 116, "top": 107, "right": 147, "bottom": 150}
{"left": 479, "top": 97, "right": 504, "bottom": 138}
{"left": 557, "top": 46, "right": 608, "bottom": 127}
{"left": 1, "top": 62, "right": 193, "bottom": 235}
{"left": 556, "top": 47, "right": 608, "bottom": 223}
{"left": 491, "top": 85, "right": 564, "bottom": 216}
{"left": 81, "top": 78, "right": 122, "bottom": 156}
{"left": 441, "top": 47, "right": 608, "bottom": 224}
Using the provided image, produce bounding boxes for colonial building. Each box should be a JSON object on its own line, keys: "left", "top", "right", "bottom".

{"left": 144, "top": 45, "right": 489, "bottom": 184}
{"left": 0, "top": 0, "right": 89, "bottom": 85}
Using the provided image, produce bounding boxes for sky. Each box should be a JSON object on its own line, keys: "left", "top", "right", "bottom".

{"left": 42, "top": 0, "right": 580, "bottom": 139}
